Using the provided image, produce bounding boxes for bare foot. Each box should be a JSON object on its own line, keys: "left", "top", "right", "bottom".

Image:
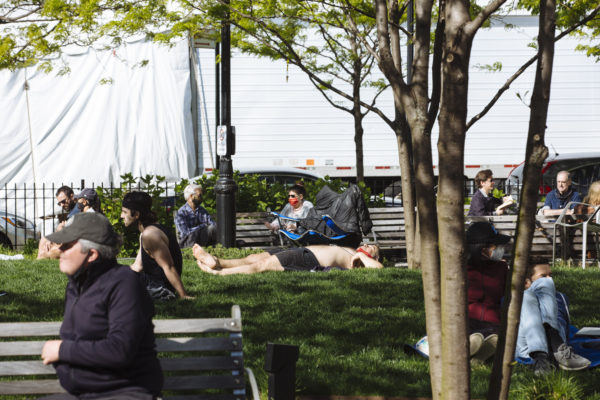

{"left": 197, "top": 261, "right": 219, "bottom": 275}
{"left": 192, "top": 244, "right": 218, "bottom": 269}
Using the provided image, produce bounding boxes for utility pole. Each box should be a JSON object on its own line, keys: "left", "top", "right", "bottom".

{"left": 214, "top": 0, "right": 237, "bottom": 247}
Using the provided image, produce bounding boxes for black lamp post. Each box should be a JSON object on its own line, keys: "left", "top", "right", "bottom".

{"left": 214, "top": 0, "right": 237, "bottom": 247}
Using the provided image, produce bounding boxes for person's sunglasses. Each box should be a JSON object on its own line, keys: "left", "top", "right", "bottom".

{"left": 288, "top": 194, "right": 297, "bottom": 198}
{"left": 57, "top": 199, "right": 68, "bottom": 206}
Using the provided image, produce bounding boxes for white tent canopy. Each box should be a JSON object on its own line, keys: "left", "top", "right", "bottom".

{"left": 0, "top": 37, "right": 196, "bottom": 186}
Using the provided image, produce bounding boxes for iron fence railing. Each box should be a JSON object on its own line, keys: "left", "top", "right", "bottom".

{"left": 1, "top": 177, "right": 511, "bottom": 250}
{"left": 0, "top": 181, "right": 179, "bottom": 249}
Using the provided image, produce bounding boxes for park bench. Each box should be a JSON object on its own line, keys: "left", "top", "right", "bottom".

{"left": 0, "top": 305, "right": 259, "bottom": 400}
{"left": 235, "top": 211, "right": 277, "bottom": 248}
{"left": 233, "top": 208, "right": 592, "bottom": 264}
{"left": 234, "top": 209, "right": 407, "bottom": 254}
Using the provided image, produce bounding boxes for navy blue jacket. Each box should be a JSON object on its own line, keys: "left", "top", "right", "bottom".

{"left": 468, "top": 190, "right": 502, "bottom": 216}
{"left": 55, "top": 258, "right": 163, "bottom": 396}
{"left": 543, "top": 189, "right": 581, "bottom": 210}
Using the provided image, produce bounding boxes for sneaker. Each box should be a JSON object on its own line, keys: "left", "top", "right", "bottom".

{"left": 533, "top": 356, "right": 555, "bottom": 376}
{"left": 472, "top": 334, "right": 498, "bottom": 364}
{"left": 553, "top": 343, "right": 591, "bottom": 371}
{"left": 469, "top": 333, "right": 484, "bottom": 357}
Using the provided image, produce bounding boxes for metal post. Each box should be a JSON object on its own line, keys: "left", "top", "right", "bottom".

{"left": 215, "top": 41, "right": 221, "bottom": 167}
{"left": 215, "top": 0, "right": 237, "bottom": 247}
{"left": 264, "top": 343, "right": 299, "bottom": 400}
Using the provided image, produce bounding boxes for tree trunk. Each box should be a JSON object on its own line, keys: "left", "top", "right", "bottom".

{"left": 437, "top": 14, "right": 473, "bottom": 398}
{"left": 352, "top": 40, "right": 365, "bottom": 184}
{"left": 409, "top": 114, "right": 442, "bottom": 398}
{"left": 353, "top": 107, "right": 365, "bottom": 184}
{"left": 394, "top": 114, "right": 418, "bottom": 269}
{"left": 487, "top": 0, "right": 556, "bottom": 398}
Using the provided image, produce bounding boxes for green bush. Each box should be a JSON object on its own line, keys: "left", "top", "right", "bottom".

{"left": 95, "top": 172, "right": 380, "bottom": 256}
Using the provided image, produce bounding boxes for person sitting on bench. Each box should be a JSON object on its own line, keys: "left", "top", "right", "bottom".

{"left": 193, "top": 243, "right": 382, "bottom": 274}
{"left": 39, "top": 212, "right": 163, "bottom": 399}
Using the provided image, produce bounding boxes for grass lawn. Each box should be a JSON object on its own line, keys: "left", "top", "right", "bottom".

{"left": 2, "top": 251, "right": 600, "bottom": 398}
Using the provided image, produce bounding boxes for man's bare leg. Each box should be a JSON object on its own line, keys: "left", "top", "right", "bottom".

{"left": 192, "top": 244, "right": 271, "bottom": 269}
{"left": 197, "top": 255, "right": 284, "bottom": 275}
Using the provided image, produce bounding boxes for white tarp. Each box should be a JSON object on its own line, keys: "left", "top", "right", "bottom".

{"left": 0, "top": 37, "right": 196, "bottom": 186}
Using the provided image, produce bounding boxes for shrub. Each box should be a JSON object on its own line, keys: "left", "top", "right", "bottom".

{"left": 95, "top": 172, "right": 378, "bottom": 256}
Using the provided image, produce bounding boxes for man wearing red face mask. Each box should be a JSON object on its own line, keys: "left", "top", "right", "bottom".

{"left": 265, "top": 182, "right": 313, "bottom": 233}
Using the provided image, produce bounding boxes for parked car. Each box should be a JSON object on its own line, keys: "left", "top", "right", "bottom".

{"left": 0, "top": 211, "right": 40, "bottom": 249}
{"left": 162, "top": 167, "right": 324, "bottom": 211}
{"left": 506, "top": 152, "right": 600, "bottom": 198}
{"left": 209, "top": 167, "right": 323, "bottom": 186}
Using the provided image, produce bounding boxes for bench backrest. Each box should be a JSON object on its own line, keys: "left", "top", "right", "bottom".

{"left": 0, "top": 305, "right": 247, "bottom": 400}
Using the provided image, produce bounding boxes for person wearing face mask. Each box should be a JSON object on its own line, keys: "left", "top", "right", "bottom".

{"left": 175, "top": 184, "right": 216, "bottom": 248}
{"left": 74, "top": 188, "right": 102, "bottom": 214}
{"left": 265, "top": 182, "right": 313, "bottom": 233}
{"left": 515, "top": 262, "right": 590, "bottom": 375}
{"left": 465, "top": 221, "right": 511, "bottom": 364}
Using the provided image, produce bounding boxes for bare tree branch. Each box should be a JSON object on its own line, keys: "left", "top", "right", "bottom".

{"left": 467, "top": 0, "right": 508, "bottom": 35}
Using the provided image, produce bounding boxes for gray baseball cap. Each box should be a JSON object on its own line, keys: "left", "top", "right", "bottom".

{"left": 74, "top": 188, "right": 98, "bottom": 201}
{"left": 46, "top": 213, "right": 119, "bottom": 246}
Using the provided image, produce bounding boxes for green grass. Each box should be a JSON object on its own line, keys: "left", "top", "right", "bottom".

{"left": 2, "top": 253, "right": 600, "bottom": 397}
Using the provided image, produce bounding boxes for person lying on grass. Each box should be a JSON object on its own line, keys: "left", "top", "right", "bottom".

{"left": 193, "top": 243, "right": 383, "bottom": 274}
{"left": 515, "top": 262, "right": 590, "bottom": 376}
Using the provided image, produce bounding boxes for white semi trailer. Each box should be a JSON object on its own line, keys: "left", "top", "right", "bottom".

{"left": 193, "top": 14, "right": 599, "bottom": 180}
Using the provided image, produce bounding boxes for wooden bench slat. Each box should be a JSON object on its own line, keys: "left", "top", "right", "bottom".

{"left": 163, "top": 375, "right": 244, "bottom": 390}
{"left": 160, "top": 356, "right": 243, "bottom": 372}
{"left": 0, "top": 318, "right": 242, "bottom": 338}
{"left": 0, "top": 379, "right": 63, "bottom": 395}
{"left": 0, "top": 360, "right": 55, "bottom": 375}
{"left": 154, "top": 318, "right": 241, "bottom": 334}
{"left": 0, "top": 341, "right": 46, "bottom": 356}
{"left": 0, "top": 338, "right": 243, "bottom": 358}
{"left": 164, "top": 395, "right": 240, "bottom": 400}
{"left": 156, "top": 337, "right": 242, "bottom": 352}
{"left": 0, "top": 321, "right": 61, "bottom": 337}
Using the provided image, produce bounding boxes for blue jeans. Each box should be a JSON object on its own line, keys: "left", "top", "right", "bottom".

{"left": 515, "top": 277, "right": 567, "bottom": 358}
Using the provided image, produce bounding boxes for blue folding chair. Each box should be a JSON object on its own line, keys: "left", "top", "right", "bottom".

{"left": 271, "top": 212, "right": 352, "bottom": 246}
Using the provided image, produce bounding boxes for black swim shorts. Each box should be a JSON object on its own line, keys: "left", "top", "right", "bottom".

{"left": 274, "top": 247, "right": 320, "bottom": 271}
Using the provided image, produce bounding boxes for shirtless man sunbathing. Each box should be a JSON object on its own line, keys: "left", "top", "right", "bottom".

{"left": 193, "top": 243, "right": 383, "bottom": 275}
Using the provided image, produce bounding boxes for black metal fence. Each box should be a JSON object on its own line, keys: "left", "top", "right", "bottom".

{"left": 0, "top": 181, "right": 179, "bottom": 249}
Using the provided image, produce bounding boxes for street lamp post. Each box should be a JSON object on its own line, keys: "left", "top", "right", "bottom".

{"left": 214, "top": 1, "right": 237, "bottom": 247}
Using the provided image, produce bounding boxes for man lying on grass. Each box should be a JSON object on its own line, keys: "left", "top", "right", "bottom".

{"left": 193, "top": 243, "right": 383, "bottom": 274}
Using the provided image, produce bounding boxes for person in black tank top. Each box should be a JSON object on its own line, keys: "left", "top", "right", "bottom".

{"left": 121, "top": 192, "right": 192, "bottom": 300}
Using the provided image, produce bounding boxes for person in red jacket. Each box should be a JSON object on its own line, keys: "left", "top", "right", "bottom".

{"left": 466, "top": 221, "right": 511, "bottom": 364}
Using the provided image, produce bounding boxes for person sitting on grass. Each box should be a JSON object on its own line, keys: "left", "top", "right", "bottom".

{"left": 515, "top": 262, "right": 591, "bottom": 375}
{"left": 193, "top": 243, "right": 382, "bottom": 275}
{"left": 466, "top": 221, "right": 511, "bottom": 364}
{"left": 121, "top": 191, "right": 193, "bottom": 301}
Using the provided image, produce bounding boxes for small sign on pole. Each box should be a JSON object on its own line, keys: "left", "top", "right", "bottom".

{"left": 217, "top": 125, "right": 227, "bottom": 156}
{"left": 192, "top": 31, "right": 216, "bottom": 49}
